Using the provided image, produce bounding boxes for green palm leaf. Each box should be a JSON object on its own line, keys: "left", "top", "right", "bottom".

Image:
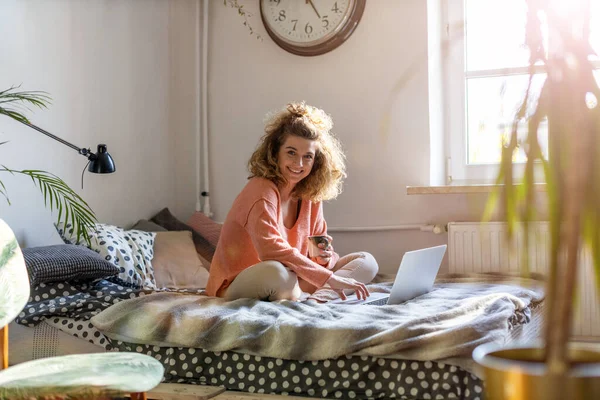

{"left": 0, "top": 86, "right": 97, "bottom": 246}
{"left": 0, "top": 85, "right": 51, "bottom": 124}
{"left": 0, "top": 167, "right": 96, "bottom": 246}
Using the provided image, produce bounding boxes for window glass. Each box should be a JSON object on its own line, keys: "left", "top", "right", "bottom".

{"left": 466, "top": 74, "right": 547, "bottom": 164}
{"left": 465, "top": 0, "right": 529, "bottom": 71}
{"left": 448, "top": 0, "right": 600, "bottom": 179}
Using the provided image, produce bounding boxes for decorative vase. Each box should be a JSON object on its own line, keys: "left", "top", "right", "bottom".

{"left": 473, "top": 342, "right": 600, "bottom": 400}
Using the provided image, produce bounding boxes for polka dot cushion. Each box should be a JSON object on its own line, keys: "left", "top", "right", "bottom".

{"left": 17, "top": 280, "right": 485, "bottom": 400}
{"left": 56, "top": 223, "right": 156, "bottom": 289}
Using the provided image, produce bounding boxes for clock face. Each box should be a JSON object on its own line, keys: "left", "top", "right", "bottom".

{"left": 260, "top": 0, "right": 365, "bottom": 56}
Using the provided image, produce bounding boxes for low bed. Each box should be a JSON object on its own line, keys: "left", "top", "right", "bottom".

{"left": 10, "top": 210, "right": 544, "bottom": 399}
{"left": 12, "top": 274, "right": 544, "bottom": 400}
{"left": 8, "top": 320, "right": 105, "bottom": 364}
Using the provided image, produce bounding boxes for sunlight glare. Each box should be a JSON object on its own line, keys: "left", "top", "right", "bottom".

{"left": 464, "top": 0, "right": 599, "bottom": 166}
{"left": 548, "top": 0, "right": 587, "bottom": 18}
{"left": 548, "top": 0, "right": 592, "bottom": 41}
{"left": 585, "top": 92, "right": 598, "bottom": 109}
{"left": 466, "top": 0, "right": 529, "bottom": 70}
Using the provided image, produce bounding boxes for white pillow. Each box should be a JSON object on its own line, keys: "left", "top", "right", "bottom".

{"left": 55, "top": 223, "right": 156, "bottom": 289}
{"left": 152, "top": 231, "right": 209, "bottom": 289}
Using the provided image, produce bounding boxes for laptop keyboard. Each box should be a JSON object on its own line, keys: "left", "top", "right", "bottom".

{"left": 362, "top": 296, "right": 389, "bottom": 306}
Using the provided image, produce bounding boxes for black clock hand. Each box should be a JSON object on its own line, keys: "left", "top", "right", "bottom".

{"left": 308, "top": 0, "right": 321, "bottom": 19}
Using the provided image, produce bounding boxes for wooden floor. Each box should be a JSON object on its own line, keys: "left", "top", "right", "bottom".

{"left": 144, "top": 383, "right": 223, "bottom": 399}
{"left": 145, "top": 383, "right": 324, "bottom": 400}
{"left": 213, "top": 391, "right": 325, "bottom": 400}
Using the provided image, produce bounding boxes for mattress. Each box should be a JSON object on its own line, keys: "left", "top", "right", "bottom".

{"left": 12, "top": 278, "right": 543, "bottom": 400}
{"left": 33, "top": 315, "right": 483, "bottom": 400}
{"left": 8, "top": 320, "right": 105, "bottom": 366}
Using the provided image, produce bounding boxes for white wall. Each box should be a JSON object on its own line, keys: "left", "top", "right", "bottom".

{"left": 207, "top": 0, "right": 488, "bottom": 272}
{"left": 0, "top": 0, "right": 492, "bottom": 274}
{"left": 0, "top": 0, "right": 199, "bottom": 247}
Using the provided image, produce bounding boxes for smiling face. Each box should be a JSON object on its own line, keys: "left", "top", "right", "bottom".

{"left": 277, "top": 135, "right": 318, "bottom": 188}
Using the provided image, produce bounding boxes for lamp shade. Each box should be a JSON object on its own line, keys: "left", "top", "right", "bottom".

{"left": 88, "top": 144, "right": 116, "bottom": 174}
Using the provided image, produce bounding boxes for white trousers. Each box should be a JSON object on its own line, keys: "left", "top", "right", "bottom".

{"left": 223, "top": 252, "right": 379, "bottom": 301}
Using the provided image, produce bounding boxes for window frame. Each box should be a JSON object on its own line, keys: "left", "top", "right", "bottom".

{"left": 444, "top": 0, "right": 546, "bottom": 183}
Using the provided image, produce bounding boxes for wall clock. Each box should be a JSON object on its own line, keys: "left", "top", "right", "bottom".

{"left": 259, "top": 0, "right": 366, "bottom": 56}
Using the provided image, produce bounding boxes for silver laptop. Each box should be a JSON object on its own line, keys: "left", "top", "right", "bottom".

{"left": 334, "top": 245, "right": 447, "bottom": 306}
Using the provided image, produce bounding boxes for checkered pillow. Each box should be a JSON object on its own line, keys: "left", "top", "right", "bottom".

{"left": 55, "top": 223, "right": 157, "bottom": 289}
{"left": 22, "top": 244, "right": 120, "bottom": 287}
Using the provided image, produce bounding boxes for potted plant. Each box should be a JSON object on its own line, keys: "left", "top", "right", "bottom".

{"left": 473, "top": 0, "right": 600, "bottom": 399}
{"left": 0, "top": 86, "right": 96, "bottom": 245}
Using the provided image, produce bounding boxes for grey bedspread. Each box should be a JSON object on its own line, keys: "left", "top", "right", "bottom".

{"left": 90, "top": 274, "right": 543, "bottom": 367}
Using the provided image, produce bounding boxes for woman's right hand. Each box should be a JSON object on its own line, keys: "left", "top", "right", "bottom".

{"left": 325, "top": 275, "right": 370, "bottom": 301}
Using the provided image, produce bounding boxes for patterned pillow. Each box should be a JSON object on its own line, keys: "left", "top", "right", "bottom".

{"left": 22, "top": 244, "right": 120, "bottom": 287}
{"left": 55, "top": 223, "right": 157, "bottom": 289}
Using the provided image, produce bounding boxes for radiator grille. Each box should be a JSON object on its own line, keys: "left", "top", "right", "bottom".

{"left": 448, "top": 222, "right": 599, "bottom": 338}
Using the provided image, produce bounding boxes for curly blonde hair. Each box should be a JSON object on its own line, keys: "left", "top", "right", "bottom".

{"left": 248, "top": 102, "right": 346, "bottom": 202}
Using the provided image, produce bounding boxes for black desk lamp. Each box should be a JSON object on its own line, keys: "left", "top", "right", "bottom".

{"left": 18, "top": 120, "right": 116, "bottom": 174}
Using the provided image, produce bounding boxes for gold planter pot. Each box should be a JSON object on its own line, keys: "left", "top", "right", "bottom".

{"left": 473, "top": 342, "right": 600, "bottom": 400}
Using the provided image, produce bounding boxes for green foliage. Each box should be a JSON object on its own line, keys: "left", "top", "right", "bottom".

{"left": 223, "top": 0, "right": 262, "bottom": 40}
{"left": 0, "top": 352, "right": 164, "bottom": 398}
{"left": 0, "top": 86, "right": 51, "bottom": 124}
{"left": 0, "top": 238, "right": 18, "bottom": 322}
{"left": 486, "top": 0, "right": 600, "bottom": 374}
{"left": 0, "top": 238, "right": 17, "bottom": 270}
{"left": 0, "top": 86, "right": 97, "bottom": 246}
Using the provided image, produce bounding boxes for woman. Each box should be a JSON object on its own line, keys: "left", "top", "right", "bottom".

{"left": 206, "top": 102, "right": 378, "bottom": 301}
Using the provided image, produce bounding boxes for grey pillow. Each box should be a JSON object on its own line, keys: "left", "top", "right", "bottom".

{"left": 130, "top": 219, "right": 168, "bottom": 232}
{"left": 22, "top": 244, "right": 120, "bottom": 287}
{"left": 150, "top": 208, "right": 216, "bottom": 262}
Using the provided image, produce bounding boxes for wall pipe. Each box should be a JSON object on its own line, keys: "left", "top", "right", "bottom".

{"left": 328, "top": 224, "right": 447, "bottom": 234}
{"left": 205, "top": 218, "right": 447, "bottom": 234}
{"left": 196, "top": 0, "right": 212, "bottom": 216}
{"left": 195, "top": 0, "right": 201, "bottom": 212}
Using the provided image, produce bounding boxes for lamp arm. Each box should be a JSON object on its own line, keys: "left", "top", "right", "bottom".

{"left": 18, "top": 120, "right": 95, "bottom": 159}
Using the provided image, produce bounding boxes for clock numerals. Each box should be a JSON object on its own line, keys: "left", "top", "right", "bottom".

{"left": 288, "top": 18, "right": 328, "bottom": 33}
{"left": 260, "top": 0, "right": 365, "bottom": 56}
{"left": 270, "top": 2, "right": 338, "bottom": 33}
{"left": 305, "top": 22, "right": 313, "bottom": 35}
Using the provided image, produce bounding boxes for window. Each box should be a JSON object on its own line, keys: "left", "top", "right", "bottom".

{"left": 444, "top": 0, "right": 600, "bottom": 182}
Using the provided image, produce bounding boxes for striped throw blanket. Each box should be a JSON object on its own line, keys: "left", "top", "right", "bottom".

{"left": 91, "top": 275, "right": 544, "bottom": 364}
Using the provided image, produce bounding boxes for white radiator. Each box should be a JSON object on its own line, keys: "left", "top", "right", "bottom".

{"left": 448, "top": 222, "right": 600, "bottom": 338}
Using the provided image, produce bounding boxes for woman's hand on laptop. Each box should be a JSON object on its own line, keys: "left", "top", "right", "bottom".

{"left": 326, "top": 275, "right": 370, "bottom": 300}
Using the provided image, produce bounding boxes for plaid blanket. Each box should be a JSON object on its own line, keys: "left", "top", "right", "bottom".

{"left": 90, "top": 275, "right": 543, "bottom": 363}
